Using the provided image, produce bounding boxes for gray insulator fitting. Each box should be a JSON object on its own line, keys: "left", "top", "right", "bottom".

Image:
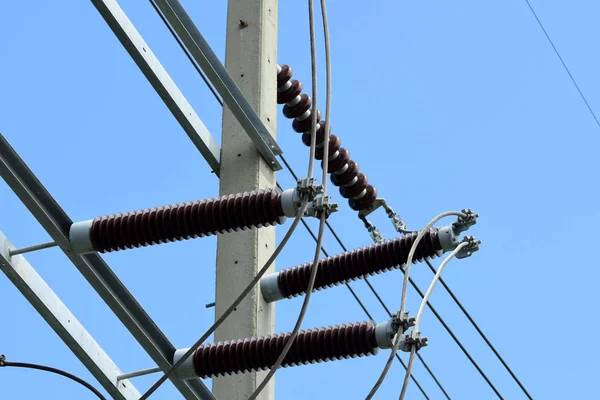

{"left": 173, "top": 348, "right": 197, "bottom": 380}
{"left": 260, "top": 273, "right": 284, "bottom": 303}
{"left": 69, "top": 220, "right": 94, "bottom": 254}
{"left": 281, "top": 188, "right": 302, "bottom": 218}
{"left": 375, "top": 320, "right": 396, "bottom": 349}
{"left": 436, "top": 224, "right": 460, "bottom": 251}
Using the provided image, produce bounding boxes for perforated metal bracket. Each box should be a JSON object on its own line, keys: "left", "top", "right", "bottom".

{"left": 305, "top": 196, "right": 338, "bottom": 219}
{"left": 398, "top": 330, "right": 429, "bottom": 353}
{"left": 456, "top": 235, "right": 481, "bottom": 259}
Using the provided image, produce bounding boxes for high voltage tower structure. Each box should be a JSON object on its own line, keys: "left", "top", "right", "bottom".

{"left": 0, "top": 1, "right": 536, "bottom": 399}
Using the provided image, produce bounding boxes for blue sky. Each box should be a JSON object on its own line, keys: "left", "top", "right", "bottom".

{"left": 1, "top": 0, "right": 599, "bottom": 398}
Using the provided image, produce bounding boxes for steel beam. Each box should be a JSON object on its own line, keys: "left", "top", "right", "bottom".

{"left": 0, "top": 230, "right": 141, "bottom": 400}
{"left": 150, "top": 0, "right": 283, "bottom": 171}
{"left": 91, "top": 0, "right": 221, "bottom": 175}
{"left": 0, "top": 133, "right": 215, "bottom": 400}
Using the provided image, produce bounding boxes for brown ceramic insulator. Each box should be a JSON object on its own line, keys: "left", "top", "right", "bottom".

{"left": 277, "top": 80, "right": 302, "bottom": 104}
{"left": 88, "top": 188, "right": 286, "bottom": 253}
{"left": 314, "top": 135, "right": 342, "bottom": 161}
{"left": 282, "top": 94, "right": 311, "bottom": 119}
{"left": 331, "top": 160, "right": 359, "bottom": 187}
{"left": 191, "top": 321, "right": 379, "bottom": 378}
{"left": 324, "top": 147, "right": 351, "bottom": 172}
{"left": 292, "top": 110, "right": 322, "bottom": 133}
{"left": 277, "top": 65, "right": 293, "bottom": 87}
{"left": 277, "top": 229, "right": 443, "bottom": 298}
{"left": 349, "top": 185, "right": 378, "bottom": 211}
{"left": 340, "top": 173, "right": 368, "bottom": 199}
{"left": 276, "top": 63, "right": 377, "bottom": 211}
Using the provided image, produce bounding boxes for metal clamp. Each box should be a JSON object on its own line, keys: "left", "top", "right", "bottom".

{"left": 392, "top": 311, "right": 416, "bottom": 334}
{"left": 456, "top": 236, "right": 481, "bottom": 259}
{"left": 357, "top": 198, "right": 386, "bottom": 218}
{"left": 305, "top": 196, "right": 338, "bottom": 219}
{"left": 454, "top": 209, "right": 479, "bottom": 234}
{"left": 0, "top": 354, "right": 5, "bottom": 367}
{"left": 398, "top": 330, "right": 429, "bottom": 353}
{"left": 375, "top": 312, "right": 415, "bottom": 349}
{"left": 296, "top": 178, "right": 323, "bottom": 200}
{"left": 359, "top": 215, "right": 384, "bottom": 243}
{"left": 437, "top": 210, "right": 479, "bottom": 251}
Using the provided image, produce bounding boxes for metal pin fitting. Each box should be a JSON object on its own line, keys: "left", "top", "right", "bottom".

{"left": 456, "top": 235, "right": 481, "bottom": 259}
{"left": 398, "top": 330, "right": 429, "bottom": 353}
{"left": 455, "top": 209, "right": 479, "bottom": 233}
{"left": 305, "top": 196, "right": 338, "bottom": 219}
{"left": 391, "top": 311, "right": 415, "bottom": 334}
{"left": 357, "top": 198, "right": 386, "bottom": 218}
{"left": 436, "top": 211, "right": 479, "bottom": 251}
{"left": 297, "top": 178, "right": 323, "bottom": 200}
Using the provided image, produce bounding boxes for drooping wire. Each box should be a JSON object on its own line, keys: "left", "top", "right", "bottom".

{"left": 367, "top": 211, "right": 466, "bottom": 399}
{"left": 423, "top": 259, "right": 532, "bottom": 400}
{"left": 523, "top": 0, "right": 599, "bottom": 129}
{"left": 139, "top": 202, "right": 309, "bottom": 400}
{"left": 398, "top": 243, "right": 468, "bottom": 400}
{"left": 146, "top": 3, "right": 473, "bottom": 397}
{"left": 0, "top": 356, "right": 107, "bottom": 400}
{"left": 249, "top": 1, "right": 332, "bottom": 396}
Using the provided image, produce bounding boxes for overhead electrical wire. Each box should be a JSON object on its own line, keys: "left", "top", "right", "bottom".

{"left": 399, "top": 242, "right": 469, "bottom": 400}
{"left": 248, "top": 1, "right": 329, "bottom": 396}
{"left": 523, "top": 0, "right": 599, "bottom": 129}
{"left": 0, "top": 356, "right": 107, "bottom": 400}
{"left": 139, "top": 201, "right": 309, "bottom": 400}
{"left": 147, "top": 2, "right": 516, "bottom": 398}
{"left": 366, "top": 211, "right": 467, "bottom": 400}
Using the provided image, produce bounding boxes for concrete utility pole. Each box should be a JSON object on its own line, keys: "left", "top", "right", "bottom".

{"left": 215, "top": 1, "right": 278, "bottom": 399}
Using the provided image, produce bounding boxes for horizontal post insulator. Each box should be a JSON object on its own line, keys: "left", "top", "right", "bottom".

{"left": 261, "top": 228, "right": 443, "bottom": 302}
{"left": 174, "top": 320, "right": 379, "bottom": 379}
{"left": 69, "top": 188, "right": 288, "bottom": 254}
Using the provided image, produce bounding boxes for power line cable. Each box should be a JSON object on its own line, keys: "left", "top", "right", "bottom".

{"left": 139, "top": 202, "right": 309, "bottom": 399}
{"left": 367, "top": 211, "right": 467, "bottom": 399}
{"left": 400, "top": 242, "right": 470, "bottom": 400}
{"left": 0, "top": 355, "right": 107, "bottom": 400}
{"left": 523, "top": 0, "right": 600, "bottom": 128}
{"left": 424, "top": 260, "right": 533, "bottom": 399}
{"left": 248, "top": 2, "right": 329, "bottom": 395}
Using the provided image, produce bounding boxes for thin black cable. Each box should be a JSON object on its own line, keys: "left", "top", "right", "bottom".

{"left": 0, "top": 356, "right": 107, "bottom": 400}
{"left": 424, "top": 259, "right": 533, "bottom": 399}
{"left": 148, "top": 0, "right": 224, "bottom": 106}
{"left": 523, "top": 0, "right": 600, "bottom": 128}
{"left": 399, "top": 266, "right": 504, "bottom": 399}
{"left": 296, "top": 209, "right": 431, "bottom": 400}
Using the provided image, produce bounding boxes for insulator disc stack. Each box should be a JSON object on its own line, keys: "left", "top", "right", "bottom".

{"left": 188, "top": 321, "right": 378, "bottom": 378}
{"left": 276, "top": 228, "right": 443, "bottom": 299}
{"left": 277, "top": 64, "right": 377, "bottom": 211}
{"left": 71, "top": 188, "right": 286, "bottom": 253}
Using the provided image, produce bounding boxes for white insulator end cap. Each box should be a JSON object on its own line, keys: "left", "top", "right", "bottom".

{"left": 375, "top": 321, "right": 395, "bottom": 349}
{"left": 260, "top": 273, "right": 284, "bottom": 303}
{"left": 280, "top": 188, "right": 301, "bottom": 217}
{"left": 173, "top": 348, "right": 197, "bottom": 380}
{"left": 69, "top": 220, "right": 95, "bottom": 254}
{"left": 437, "top": 225, "right": 460, "bottom": 251}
